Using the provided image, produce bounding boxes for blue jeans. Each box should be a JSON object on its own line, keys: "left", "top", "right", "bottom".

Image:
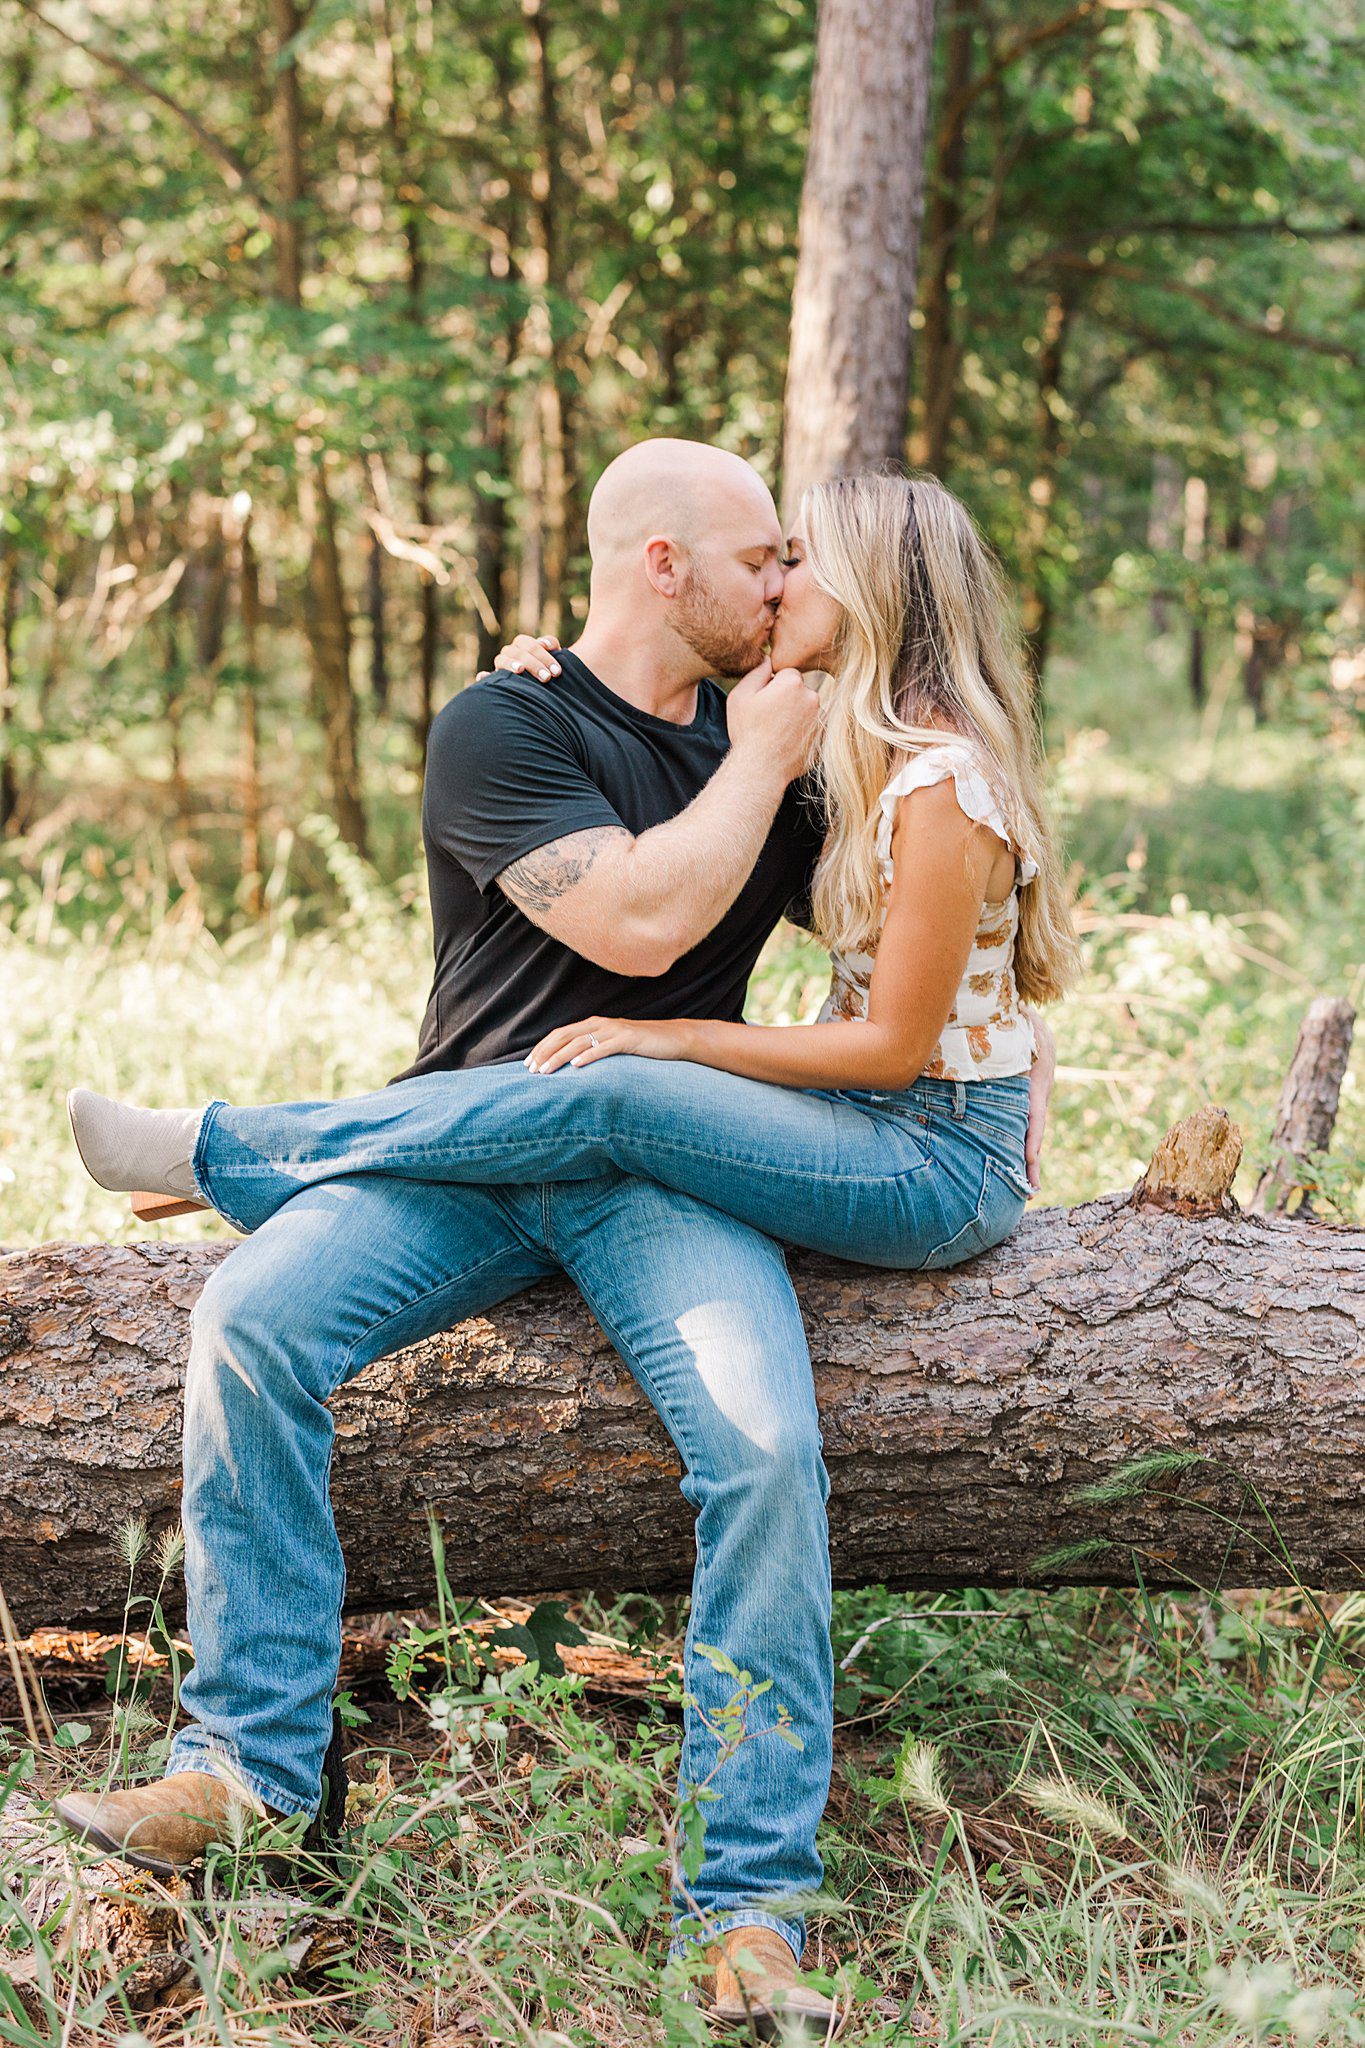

{"left": 169, "top": 1063, "right": 1028, "bottom": 1959}
{"left": 193, "top": 1060, "right": 1033, "bottom": 1269}
{"left": 166, "top": 1170, "right": 832, "bottom": 1961}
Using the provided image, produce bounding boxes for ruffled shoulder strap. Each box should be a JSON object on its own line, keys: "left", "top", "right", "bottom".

{"left": 877, "top": 740, "right": 1040, "bottom": 884}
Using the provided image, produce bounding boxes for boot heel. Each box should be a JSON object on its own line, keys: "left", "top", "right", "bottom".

{"left": 131, "top": 1191, "right": 209, "bottom": 1222}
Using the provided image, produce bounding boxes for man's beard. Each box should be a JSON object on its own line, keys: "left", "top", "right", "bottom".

{"left": 671, "top": 562, "right": 773, "bottom": 678}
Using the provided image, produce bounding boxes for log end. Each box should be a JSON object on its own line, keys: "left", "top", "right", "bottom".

{"left": 1132, "top": 1106, "right": 1243, "bottom": 1217}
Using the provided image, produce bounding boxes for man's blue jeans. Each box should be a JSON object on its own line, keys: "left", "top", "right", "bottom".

{"left": 165, "top": 1167, "right": 834, "bottom": 1962}
{"left": 169, "top": 1059, "right": 1029, "bottom": 1959}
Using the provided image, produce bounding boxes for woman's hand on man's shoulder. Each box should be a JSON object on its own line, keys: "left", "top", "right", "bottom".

{"left": 476, "top": 633, "right": 562, "bottom": 682}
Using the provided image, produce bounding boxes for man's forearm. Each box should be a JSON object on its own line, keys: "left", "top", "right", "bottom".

{"left": 615, "top": 745, "right": 791, "bottom": 962}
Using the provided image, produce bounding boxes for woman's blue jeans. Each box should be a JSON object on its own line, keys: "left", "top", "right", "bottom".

{"left": 168, "top": 1060, "right": 1028, "bottom": 1961}
{"left": 195, "top": 1060, "right": 1032, "bottom": 1270}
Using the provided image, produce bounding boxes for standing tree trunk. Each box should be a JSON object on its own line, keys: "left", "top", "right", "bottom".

{"left": 230, "top": 501, "right": 266, "bottom": 918}
{"left": 1146, "top": 451, "right": 1181, "bottom": 635}
{"left": 0, "top": 544, "right": 18, "bottom": 833}
{"left": 1252, "top": 997, "right": 1356, "bottom": 1217}
{"left": 514, "top": 0, "right": 571, "bottom": 637}
{"left": 374, "top": 0, "right": 440, "bottom": 758}
{"left": 1183, "top": 473, "right": 1208, "bottom": 708}
{"left": 474, "top": 47, "right": 523, "bottom": 672}
{"left": 366, "top": 526, "right": 389, "bottom": 712}
{"left": 272, "top": 0, "right": 368, "bottom": 856}
{"left": 911, "top": 0, "right": 974, "bottom": 477}
{"left": 1019, "top": 287, "right": 1073, "bottom": 689}
{"left": 781, "top": 0, "right": 937, "bottom": 517}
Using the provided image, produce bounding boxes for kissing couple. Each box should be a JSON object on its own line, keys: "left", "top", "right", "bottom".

{"left": 65, "top": 439, "right": 1076, "bottom": 2037}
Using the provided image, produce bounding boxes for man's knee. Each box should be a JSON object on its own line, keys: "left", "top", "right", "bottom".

{"left": 188, "top": 1251, "right": 321, "bottom": 1409}
{"left": 706, "top": 1407, "right": 829, "bottom": 1517}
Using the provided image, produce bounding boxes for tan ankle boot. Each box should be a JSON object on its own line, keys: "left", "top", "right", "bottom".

{"left": 54, "top": 1770, "right": 268, "bottom": 1877}
{"left": 699, "top": 1926, "right": 843, "bottom": 2039}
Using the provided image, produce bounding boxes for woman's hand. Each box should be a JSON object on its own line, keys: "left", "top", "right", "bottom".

{"left": 475, "top": 633, "right": 561, "bottom": 682}
{"left": 525, "top": 1014, "right": 694, "bottom": 1073}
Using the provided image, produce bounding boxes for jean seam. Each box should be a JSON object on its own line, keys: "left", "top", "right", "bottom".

{"left": 291, "top": 1136, "right": 921, "bottom": 1187}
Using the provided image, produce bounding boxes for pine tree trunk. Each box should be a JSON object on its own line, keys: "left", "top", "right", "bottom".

{"left": 272, "top": 0, "right": 367, "bottom": 856}
{"left": 234, "top": 509, "right": 265, "bottom": 918}
{"left": 366, "top": 526, "right": 389, "bottom": 712}
{"left": 912, "top": 0, "right": 974, "bottom": 476}
{"left": 781, "top": 0, "right": 937, "bottom": 515}
{"left": 1020, "top": 289, "right": 1072, "bottom": 690}
{"left": 0, "top": 546, "right": 18, "bottom": 834}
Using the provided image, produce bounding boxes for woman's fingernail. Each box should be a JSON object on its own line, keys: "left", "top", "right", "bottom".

{"left": 549, "top": 664, "right": 560, "bottom": 675}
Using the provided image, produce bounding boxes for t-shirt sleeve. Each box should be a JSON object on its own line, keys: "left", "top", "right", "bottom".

{"left": 423, "top": 679, "right": 629, "bottom": 893}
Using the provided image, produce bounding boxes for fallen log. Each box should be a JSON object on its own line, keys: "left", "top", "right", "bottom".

{"left": 2, "top": 1115, "right": 1363, "bottom": 1627}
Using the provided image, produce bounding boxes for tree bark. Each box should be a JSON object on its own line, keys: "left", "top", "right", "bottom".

{"left": 514, "top": 0, "right": 571, "bottom": 637}
{"left": 911, "top": 0, "right": 975, "bottom": 477}
{"left": 0, "top": 543, "right": 19, "bottom": 833}
{"left": 232, "top": 504, "right": 265, "bottom": 918}
{"left": 271, "top": 0, "right": 368, "bottom": 856}
{"left": 1252, "top": 998, "right": 1356, "bottom": 1217}
{"left": 3, "top": 1194, "right": 1363, "bottom": 1633}
{"left": 1019, "top": 287, "right": 1073, "bottom": 690}
{"left": 781, "top": 0, "right": 937, "bottom": 517}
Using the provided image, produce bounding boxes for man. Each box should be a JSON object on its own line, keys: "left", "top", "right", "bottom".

{"left": 58, "top": 439, "right": 1053, "bottom": 2036}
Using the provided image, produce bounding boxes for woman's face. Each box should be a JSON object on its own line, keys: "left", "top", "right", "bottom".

{"left": 768, "top": 529, "right": 843, "bottom": 673}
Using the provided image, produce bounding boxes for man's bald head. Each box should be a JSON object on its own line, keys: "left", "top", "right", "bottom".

{"left": 581, "top": 438, "right": 785, "bottom": 677}
{"left": 586, "top": 438, "right": 777, "bottom": 568}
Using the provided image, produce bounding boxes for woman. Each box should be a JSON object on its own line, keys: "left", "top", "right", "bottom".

{"left": 69, "top": 471, "right": 1078, "bottom": 1271}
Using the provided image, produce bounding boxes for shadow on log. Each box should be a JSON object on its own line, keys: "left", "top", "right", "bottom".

{"left": 4, "top": 1096, "right": 1364, "bottom": 1630}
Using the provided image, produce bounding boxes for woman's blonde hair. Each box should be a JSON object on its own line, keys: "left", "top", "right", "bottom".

{"left": 803, "top": 470, "right": 1079, "bottom": 1006}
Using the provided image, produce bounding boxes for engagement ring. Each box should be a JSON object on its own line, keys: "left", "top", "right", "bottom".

{"left": 588, "top": 1033, "right": 600, "bottom": 1047}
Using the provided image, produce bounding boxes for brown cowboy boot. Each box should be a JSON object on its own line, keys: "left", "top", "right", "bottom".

{"left": 698, "top": 1926, "right": 844, "bottom": 2039}
{"left": 53, "top": 1770, "right": 269, "bottom": 1878}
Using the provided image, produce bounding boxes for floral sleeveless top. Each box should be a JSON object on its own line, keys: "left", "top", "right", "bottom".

{"left": 815, "top": 740, "right": 1039, "bottom": 1081}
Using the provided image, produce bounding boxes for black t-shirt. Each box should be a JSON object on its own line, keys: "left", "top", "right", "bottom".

{"left": 392, "top": 648, "right": 825, "bottom": 1078}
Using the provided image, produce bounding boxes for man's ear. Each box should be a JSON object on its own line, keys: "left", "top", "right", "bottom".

{"left": 642, "top": 534, "right": 684, "bottom": 599}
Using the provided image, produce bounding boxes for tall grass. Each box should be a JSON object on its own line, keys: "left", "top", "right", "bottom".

{"left": 9, "top": 1528, "right": 1365, "bottom": 2042}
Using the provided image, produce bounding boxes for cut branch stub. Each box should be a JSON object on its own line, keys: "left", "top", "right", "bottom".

{"left": 1131, "top": 1105, "right": 1243, "bottom": 1215}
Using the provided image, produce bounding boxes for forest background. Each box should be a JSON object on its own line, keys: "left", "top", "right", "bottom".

{"left": 3, "top": 2, "right": 1365, "bottom": 2043}
{"left": 2, "top": 0, "right": 1363, "bottom": 1243}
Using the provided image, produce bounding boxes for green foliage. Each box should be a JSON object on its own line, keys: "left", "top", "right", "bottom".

{"left": 0, "top": 0, "right": 1360, "bottom": 886}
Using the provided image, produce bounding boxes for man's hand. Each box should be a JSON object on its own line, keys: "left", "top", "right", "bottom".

{"left": 725, "top": 658, "right": 821, "bottom": 786}
{"left": 1022, "top": 1009, "right": 1056, "bottom": 1194}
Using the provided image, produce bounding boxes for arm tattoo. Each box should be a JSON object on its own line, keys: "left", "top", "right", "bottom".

{"left": 497, "top": 827, "right": 626, "bottom": 920}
